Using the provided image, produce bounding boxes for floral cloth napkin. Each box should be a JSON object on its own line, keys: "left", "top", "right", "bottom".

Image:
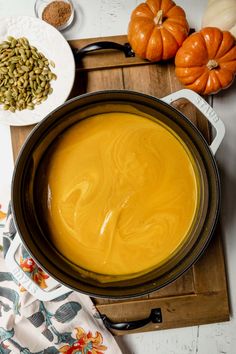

{"left": 0, "top": 126, "right": 122, "bottom": 354}
{"left": 0, "top": 209, "right": 121, "bottom": 354}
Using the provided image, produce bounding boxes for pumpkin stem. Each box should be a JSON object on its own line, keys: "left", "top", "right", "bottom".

{"left": 154, "top": 10, "right": 163, "bottom": 25}
{"left": 207, "top": 59, "right": 219, "bottom": 70}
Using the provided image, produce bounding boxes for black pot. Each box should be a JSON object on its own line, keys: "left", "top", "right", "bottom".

{"left": 10, "top": 89, "right": 224, "bottom": 299}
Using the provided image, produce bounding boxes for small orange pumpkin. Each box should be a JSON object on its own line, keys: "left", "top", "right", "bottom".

{"left": 128, "top": 0, "right": 189, "bottom": 61}
{"left": 175, "top": 27, "right": 236, "bottom": 95}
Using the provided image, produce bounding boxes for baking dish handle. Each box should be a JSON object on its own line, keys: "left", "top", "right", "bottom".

{"left": 5, "top": 233, "right": 72, "bottom": 301}
{"left": 162, "top": 89, "right": 225, "bottom": 155}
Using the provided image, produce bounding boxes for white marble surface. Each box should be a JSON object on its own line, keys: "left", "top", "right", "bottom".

{"left": 0, "top": 1, "right": 236, "bottom": 353}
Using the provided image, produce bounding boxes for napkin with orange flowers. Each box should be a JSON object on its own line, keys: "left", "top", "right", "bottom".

{"left": 0, "top": 125, "right": 122, "bottom": 354}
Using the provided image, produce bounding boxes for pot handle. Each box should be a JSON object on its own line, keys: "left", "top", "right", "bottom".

{"left": 101, "top": 308, "right": 162, "bottom": 331}
{"left": 5, "top": 233, "right": 72, "bottom": 301}
{"left": 161, "top": 89, "right": 225, "bottom": 155}
{"left": 74, "top": 41, "right": 135, "bottom": 60}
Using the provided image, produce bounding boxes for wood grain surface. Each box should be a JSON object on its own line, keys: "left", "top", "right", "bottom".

{"left": 10, "top": 35, "right": 229, "bottom": 336}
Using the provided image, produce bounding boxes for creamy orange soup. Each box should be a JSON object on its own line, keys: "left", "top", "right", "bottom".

{"left": 41, "top": 112, "right": 199, "bottom": 276}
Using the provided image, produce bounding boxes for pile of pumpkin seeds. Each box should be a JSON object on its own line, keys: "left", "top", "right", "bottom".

{"left": 0, "top": 36, "right": 57, "bottom": 112}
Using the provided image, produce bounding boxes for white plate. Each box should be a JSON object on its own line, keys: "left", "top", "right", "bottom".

{"left": 0, "top": 16, "right": 75, "bottom": 126}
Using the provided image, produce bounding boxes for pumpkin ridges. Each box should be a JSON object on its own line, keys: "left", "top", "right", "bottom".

{"left": 145, "top": 0, "right": 179, "bottom": 26}
{"left": 220, "top": 61, "right": 236, "bottom": 72}
{"left": 186, "top": 71, "right": 209, "bottom": 94}
{"left": 129, "top": 17, "right": 154, "bottom": 28}
{"left": 175, "top": 67, "right": 207, "bottom": 85}
{"left": 160, "top": 27, "right": 179, "bottom": 59}
{"left": 216, "top": 45, "right": 236, "bottom": 65}
{"left": 205, "top": 71, "right": 222, "bottom": 94}
{"left": 128, "top": 20, "right": 155, "bottom": 58}
{"left": 215, "top": 68, "right": 234, "bottom": 88}
{"left": 175, "top": 34, "right": 209, "bottom": 67}
{"left": 146, "top": 0, "right": 162, "bottom": 15}
{"left": 160, "top": 0, "right": 175, "bottom": 14}
{"left": 217, "top": 44, "right": 236, "bottom": 63}
{"left": 164, "top": 22, "right": 189, "bottom": 46}
{"left": 165, "top": 5, "right": 188, "bottom": 19}
{"left": 201, "top": 27, "right": 223, "bottom": 59}
{"left": 215, "top": 31, "right": 235, "bottom": 59}
{"left": 146, "top": 26, "right": 163, "bottom": 61}
{"left": 131, "top": 3, "right": 155, "bottom": 20}
{"left": 175, "top": 49, "right": 205, "bottom": 68}
{"left": 165, "top": 17, "right": 190, "bottom": 27}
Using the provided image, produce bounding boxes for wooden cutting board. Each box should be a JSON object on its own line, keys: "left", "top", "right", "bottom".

{"left": 10, "top": 35, "right": 230, "bottom": 336}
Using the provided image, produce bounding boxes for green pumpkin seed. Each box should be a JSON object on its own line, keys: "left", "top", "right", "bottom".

{"left": 2, "top": 56, "right": 10, "bottom": 62}
{"left": 22, "top": 37, "right": 29, "bottom": 45}
{"left": 21, "top": 65, "right": 30, "bottom": 72}
{"left": 50, "top": 60, "right": 55, "bottom": 68}
{"left": 11, "top": 39, "right": 17, "bottom": 48}
{"left": 10, "top": 63, "right": 16, "bottom": 71}
{"left": 27, "top": 103, "right": 34, "bottom": 110}
{"left": 23, "top": 80, "right": 28, "bottom": 88}
{"left": 39, "top": 74, "right": 46, "bottom": 81}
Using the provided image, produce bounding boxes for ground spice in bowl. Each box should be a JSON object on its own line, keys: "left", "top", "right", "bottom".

{"left": 42, "top": 1, "right": 73, "bottom": 28}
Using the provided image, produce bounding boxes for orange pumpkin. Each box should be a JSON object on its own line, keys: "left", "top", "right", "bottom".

{"left": 128, "top": 0, "right": 189, "bottom": 61}
{"left": 175, "top": 27, "right": 236, "bottom": 95}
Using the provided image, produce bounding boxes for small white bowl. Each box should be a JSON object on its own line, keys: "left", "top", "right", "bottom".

{"left": 34, "top": 0, "right": 75, "bottom": 31}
